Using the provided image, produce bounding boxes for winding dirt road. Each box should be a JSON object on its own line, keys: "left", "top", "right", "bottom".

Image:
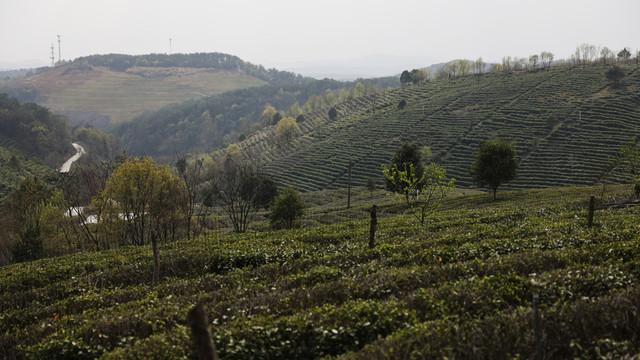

{"left": 59, "top": 143, "right": 86, "bottom": 173}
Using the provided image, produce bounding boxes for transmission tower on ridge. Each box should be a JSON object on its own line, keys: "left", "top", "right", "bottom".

{"left": 50, "top": 43, "right": 55, "bottom": 67}
{"left": 57, "top": 35, "right": 62, "bottom": 63}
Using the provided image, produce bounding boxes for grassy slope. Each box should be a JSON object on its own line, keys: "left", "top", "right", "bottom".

{"left": 2, "top": 185, "right": 640, "bottom": 358}
{"left": 238, "top": 64, "right": 640, "bottom": 191}
{"left": 22, "top": 66, "right": 267, "bottom": 125}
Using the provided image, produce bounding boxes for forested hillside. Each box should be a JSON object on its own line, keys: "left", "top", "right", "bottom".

{"left": 0, "top": 94, "right": 120, "bottom": 201}
{"left": 0, "top": 144, "right": 56, "bottom": 201}
{"left": 0, "top": 94, "right": 72, "bottom": 166}
{"left": 113, "top": 79, "right": 378, "bottom": 158}
{"left": 233, "top": 63, "right": 640, "bottom": 191}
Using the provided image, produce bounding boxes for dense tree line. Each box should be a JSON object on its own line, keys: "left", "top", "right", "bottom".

{"left": 0, "top": 152, "right": 288, "bottom": 264}
{"left": 400, "top": 44, "right": 639, "bottom": 86}
{"left": 75, "top": 53, "right": 307, "bottom": 85}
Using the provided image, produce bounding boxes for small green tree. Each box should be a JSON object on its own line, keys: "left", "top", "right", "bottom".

{"left": 2, "top": 177, "right": 67, "bottom": 263}
{"left": 383, "top": 143, "right": 425, "bottom": 203}
{"left": 469, "top": 139, "right": 518, "bottom": 200}
{"left": 365, "top": 177, "right": 377, "bottom": 198}
{"left": 271, "top": 112, "right": 283, "bottom": 126}
{"left": 95, "top": 157, "right": 187, "bottom": 246}
{"left": 276, "top": 117, "right": 300, "bottom": 145}
{"left": 383, "top": 162, "right": 455, "bottom": 227}
{"left": 400, "top": 70, "right": 412, "bottom": 86}
{"left": 328, "top": 107, "right": 338, "bottom": 121}
{"left": 605, "top": 65, "right": 625, "bottom": 86}
{"left": 269, "top": 186, "right": 305, "bottom": 230}
{"left": 203, "top": 160, "right": 273, "bottom": 233}
{"left": 614, "top": 137, "right": 640, "bottom": 196}
{"left": 618, "top": 47, "right": 631, "bottom": 62}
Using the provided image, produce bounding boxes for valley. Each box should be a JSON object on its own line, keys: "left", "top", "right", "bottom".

{"left": 1, "top": 50, "right": 640, "bottom": 359}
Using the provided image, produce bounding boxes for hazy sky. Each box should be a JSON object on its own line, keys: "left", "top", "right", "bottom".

{"left": 2, "top": 0, "right": 639, "bottom": 70}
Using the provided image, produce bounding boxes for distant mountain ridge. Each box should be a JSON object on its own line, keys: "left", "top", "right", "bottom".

{"left": 0, "top": 52, "right": 309, "bottom": 127}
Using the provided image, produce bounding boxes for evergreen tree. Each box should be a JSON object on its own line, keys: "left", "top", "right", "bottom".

{"left": 469, "top": 139, "right": 518, "bottom": 200}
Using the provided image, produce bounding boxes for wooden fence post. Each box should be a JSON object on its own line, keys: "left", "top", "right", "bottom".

{"left": 587, "top": 195, "right": 595, "bottom": 228}
{"left": 188, "top": 303, "right": 218, "bottom": 360}
{"left": 347, "top": 160, "right": 353, "bottom": 209}
{"left": 369, "top": 205, "right": 377, "bottom": 249}
{"left": 151, "top": 231, "right": 160, "bottom": 288}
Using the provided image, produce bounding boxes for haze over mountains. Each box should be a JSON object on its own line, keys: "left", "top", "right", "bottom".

{"left": 279, "top": 54, "right": 436, "bottom": 80}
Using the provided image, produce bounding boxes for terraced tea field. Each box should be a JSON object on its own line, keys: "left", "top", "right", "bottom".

{"left": 22, "top": 66, "right": 267, "bottom": 125}
{"left": 241, "top": 64, "right": 640, "bottom": 192}
{"left": 2, "top": 185, "right": 640, "bottom": 358}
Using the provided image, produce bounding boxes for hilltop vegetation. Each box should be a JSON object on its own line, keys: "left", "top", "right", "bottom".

{"left": 2, "top": 185, "right": 640, "bottom": 358}
{"left": 228, "top": 63, "right": 640, "bottom": 192}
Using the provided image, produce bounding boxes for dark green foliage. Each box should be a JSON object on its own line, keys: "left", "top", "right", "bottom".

{"left": 269, "top": 186, "right": 305, "bottom": 230}
{"left": 605, "top": 65, "right": 625, "bottom": 85}
{"left": 0, "top": 93, "right": 72, "bottom": 167}
{"left": 469, "top": 138, "right": 518, "bottom": 199}
{"left": 400, "top": 70, "right": 412, "bottom": 87}
{"left": 271, "top": 111, "right": 283, "bottom": 126}
{"left": 255, "top": 177, "right": 279, "bottom": 209}
{"left": 11, "top": 225, "right": 43, "bottom": 263}
{"left": 328, "top": 107, "right": 338, "bottom": 121}
{"left": 617, "top": 48, "right": 631, "bottom": 62}
{"left": 385, "top": 143, "right": 425, "bottom": 198}
{"left": 1, "top": 176, "right": 53, "bottom": 263}
{"left": 8, "top": 155, "right": 19, "bottom": 169}
{"left": 296, "top": 114, "right": 305, "bottom": 123}
{"left": 0, "top": 145, "right": 56, "bottom": 202}
{"left": 72, "top": 126, "right": 120, "bottom": 163}
{"left": 397, "top": 99, "right": 406, "bottom": 110}
{"left": 365, "top": 177, "right": 377, "bottom": 197}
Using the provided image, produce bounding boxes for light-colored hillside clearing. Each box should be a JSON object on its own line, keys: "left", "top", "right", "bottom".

{"left": 30, "top": 66, "right": 266, "bottom": 124}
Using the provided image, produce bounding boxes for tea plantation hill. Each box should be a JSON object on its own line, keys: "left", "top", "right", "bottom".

{"left": 236, "top": 63, "right": 640, "bottom": 191}
{"left": 3, "top": 185, "right": 640, "bottom": 358}
{"left": 0, "top": 53, "right": 304, "bottom": 127}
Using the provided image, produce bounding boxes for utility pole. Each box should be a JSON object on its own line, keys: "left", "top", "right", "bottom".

{"left": 347, "top": 160, "right": 353, "bottom": 209}
{"left": 169, "top": 38, "right": 172, "bottom": 55}
{"left": 57, "top": 35, "right": 61, "bottom": 63}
